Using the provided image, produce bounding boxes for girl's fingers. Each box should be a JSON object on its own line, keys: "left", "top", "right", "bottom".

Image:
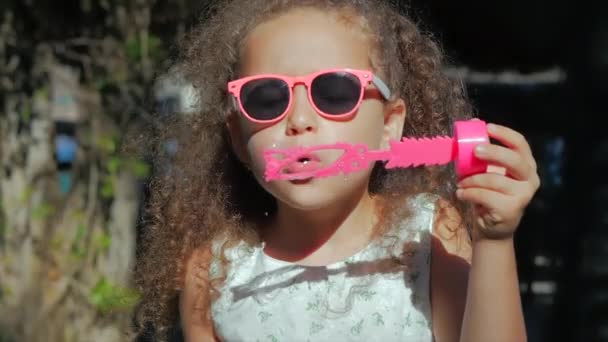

{"left": 456, "top": 187, "right": 511, "bottom": 213}
{"left": 486, "top": 123, "right": 537, "bottom": 171}
{"left": 457, "top": 173, "right": 522, "bottom": 196}
{"left": 486, "top": 164, "right": 507, "bottom": 176}
{"left": 474, "top": 143, "right": 532, "bottom": 181}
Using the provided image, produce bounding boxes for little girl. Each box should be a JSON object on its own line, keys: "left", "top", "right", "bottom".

{"left": 135, "top": 1, "right": 539, "bottom": 341}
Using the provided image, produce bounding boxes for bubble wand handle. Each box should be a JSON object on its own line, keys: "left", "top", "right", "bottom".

{"left": 263, "top": 119, "right": 490, "bottom": 181}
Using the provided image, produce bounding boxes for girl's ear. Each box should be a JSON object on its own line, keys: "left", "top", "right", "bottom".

{"left": 381, "top": 98, "right": 406, "bottom": 150}
{"left": 226, "top": 115, "right": 251, "bottom": 166}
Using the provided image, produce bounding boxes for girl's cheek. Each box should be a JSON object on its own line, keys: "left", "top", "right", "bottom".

{"left": 247, "top": 135, "right": 285, "bottom": 172}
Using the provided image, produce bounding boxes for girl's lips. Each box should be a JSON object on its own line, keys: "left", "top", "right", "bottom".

{"left": 282, "top": 153, "right": 322, "bottom": 179}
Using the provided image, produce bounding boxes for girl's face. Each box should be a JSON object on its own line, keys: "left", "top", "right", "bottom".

{"left": 229, "top": 8, "right": 405, "bottom": 211}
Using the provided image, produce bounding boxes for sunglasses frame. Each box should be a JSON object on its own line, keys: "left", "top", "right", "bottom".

{"left": 227, "top": 68, "right": 392, "bottom": 124}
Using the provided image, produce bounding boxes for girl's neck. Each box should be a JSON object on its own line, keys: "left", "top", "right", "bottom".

{"left": 262, "top": 186, "right": 379, "bottom": 265}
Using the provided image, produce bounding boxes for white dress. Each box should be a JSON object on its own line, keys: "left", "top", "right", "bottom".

{"left": 210, "top": 194, "right": 435, "bottom": 342}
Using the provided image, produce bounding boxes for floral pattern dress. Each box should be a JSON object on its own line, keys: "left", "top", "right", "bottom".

{"left": 211, "top": 194, "right": 435, "bottom": 342}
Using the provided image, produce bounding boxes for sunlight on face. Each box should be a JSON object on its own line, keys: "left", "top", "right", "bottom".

{"left": 232, "top": 8, "right": 391, "bottom": 210}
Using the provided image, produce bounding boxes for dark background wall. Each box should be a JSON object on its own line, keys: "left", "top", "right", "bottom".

{"left": 408, "top": 1, "right": 607, "bottom": 341}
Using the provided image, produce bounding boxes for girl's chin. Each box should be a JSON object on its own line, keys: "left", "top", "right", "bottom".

{"left": 267, "top": 179, "right": 368, "bottom": 212}
{"left": 275, "top": 193, "right": 336, "bottom": 212}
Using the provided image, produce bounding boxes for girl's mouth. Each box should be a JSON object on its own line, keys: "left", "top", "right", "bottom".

{"left": 263, "top": 144, "right": 354, "bottom": 182}
{"left": 282, "top": 153, "right": 322, "bottom": 180}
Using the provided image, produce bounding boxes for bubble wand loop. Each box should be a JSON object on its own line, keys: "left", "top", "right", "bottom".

{"left": 264, "top": 119, "right": 492, "bottom": 182}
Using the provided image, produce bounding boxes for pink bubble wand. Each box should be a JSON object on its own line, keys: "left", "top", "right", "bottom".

{"left": 264, "top": 119, "right": 496, "bottom": 182}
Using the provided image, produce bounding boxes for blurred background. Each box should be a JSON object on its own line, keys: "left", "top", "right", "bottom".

{"left": 0, "top": 0, "right": 606, "bottom": 341}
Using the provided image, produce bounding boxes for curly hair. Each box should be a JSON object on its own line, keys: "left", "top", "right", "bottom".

{"left": 133, "top": 0, "right": 475, "bottom": 339}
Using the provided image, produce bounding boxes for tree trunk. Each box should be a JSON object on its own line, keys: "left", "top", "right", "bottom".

{"left": 0, "top": 1, "right": 181, "bottom": 339}
{"left": 0, "top": 60, "right": 140, "bottom": 342}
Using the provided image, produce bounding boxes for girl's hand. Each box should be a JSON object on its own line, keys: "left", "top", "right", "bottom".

{"left": 456, "top": 123, "right": 540, "bottom": 241}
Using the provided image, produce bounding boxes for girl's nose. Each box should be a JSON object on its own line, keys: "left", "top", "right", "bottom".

{"left": 285, "top": 85, "right": 317, "bottom": 136}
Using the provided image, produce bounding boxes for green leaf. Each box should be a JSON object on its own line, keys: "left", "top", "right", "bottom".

{"left": 70, "top": 210, "right": 85, "bottom": 222}
{"left": 107, "top": 157, "right": 122, "bottom": 174}
{"left": 0, "top": 285, "right": 12, "bottom": 302}
{"left": 97, "top": 136, "right": 117, "bottom": 154}
{"left": 94, "top": 78, "right": 109, "bottom": 90}
{"left": 89, "top": 278, "right": 140, "bottom": 313}
{"left": 125, "top": 34, "right": 166, "bottom": 64}
{"left": 74, "top": 224, "right": 86, "bottom": 241}
{"left": 100, "top": 176, "right": 114, "bottom": 199}
{"left": 50, "top": 234, "right": 63, "bottom": 251}
{"left": 33, "top": 87, "right": 48, "bottom": 101}
{"left": 148, "top": 35, "right": 162, "bottom": 52}
{"left": 125, "top": 36, "right": 140, "bottom": 61}
{"left": 70, "top": 245, "right": 86, "bottom": 259}
{"left": 19, "top": 103, "right": 31, "bottom": 122}
{"left": 147, "top": 35, "right": 164, "bottom": 62}
{"left": 19, "top": 186, "right": 33, "bottom": 203}
{"left": 31, "top": 203, "right": 55, "bottom": 220}
{"left": 89, "top": 278, "right": 110, "bottom": 306}
{"left": 69, "top": 224, "right": 88, "bottom": 260}
{"left": 94, "top": 231, "right": 111, "bottom": 252}
{"left": 128, "top": 159, "right": 150, "bottom": 178}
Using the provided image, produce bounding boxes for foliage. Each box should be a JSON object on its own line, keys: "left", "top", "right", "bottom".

{"left": 0, "top": 0, "right": 197, "bottom": 340}
{"left": 89, "top": 277, "right": 141, "bottom": 314}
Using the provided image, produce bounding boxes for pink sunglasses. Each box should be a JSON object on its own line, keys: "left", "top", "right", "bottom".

{"left": 227, "top": 68, "right": 392, "bottom": 124}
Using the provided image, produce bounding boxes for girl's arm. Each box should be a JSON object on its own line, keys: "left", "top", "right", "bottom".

{"left": 430, "top": 210, "right": 470, "bottom": 342}
{"left": 431, "top": 204, "right": 527, "bottom": 342}
{"left": 460, "top": 237, "right": 525, "bottom": 342}
{"left": 432, "top": 123, "right": 537, "bottom": 342}
{"left": 180, "top": 247, "right": 219, "bottom": 342}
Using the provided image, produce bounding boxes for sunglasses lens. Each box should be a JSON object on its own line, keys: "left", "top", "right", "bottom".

{"left": 240, "top": 78, "right": 290, "bottom": 122}
{"left": 311, "top": 72, "right": 361, "bottom": 115}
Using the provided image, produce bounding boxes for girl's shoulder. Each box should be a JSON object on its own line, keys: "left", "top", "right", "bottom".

{"left": 208, "top": 233, "right": 258, "bottom": 277}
